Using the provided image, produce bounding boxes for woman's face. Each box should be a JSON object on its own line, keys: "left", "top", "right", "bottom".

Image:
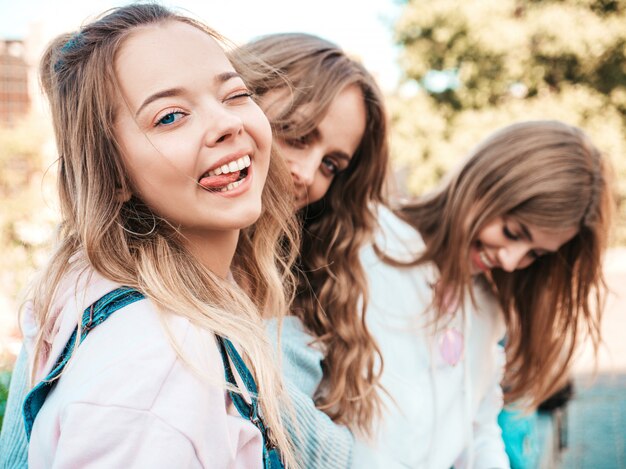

{"left": 265, "top": 84, "right": 366, "bottom": 210}
{"left": 114, "top": 21, "right": 272, "bottom": 240}
{"left": 469, "top": 216, "right": 579, "bottom": 274}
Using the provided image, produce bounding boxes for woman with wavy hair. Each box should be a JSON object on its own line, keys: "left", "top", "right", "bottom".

{"left": 234, "top": 32, "right": 390, "bottom": 465}
{"left": 353, "top": 120, "right": 613, "bottom": 467}
{"left": 0, "top": 4, "right": 300, "bottom": 467}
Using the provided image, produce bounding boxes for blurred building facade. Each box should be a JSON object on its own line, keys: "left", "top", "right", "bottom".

{"left": 0, "top": 39, "right": 30, "bottom": 126}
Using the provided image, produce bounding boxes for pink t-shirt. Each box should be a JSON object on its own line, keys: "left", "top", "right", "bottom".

{"left": 23, "top": 265, "right": 263, "bottom": 468}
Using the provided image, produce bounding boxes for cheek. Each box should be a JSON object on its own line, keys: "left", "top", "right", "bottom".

{"left": 116, "top": 137, "right": 190, "bottom": 202}
{"left": 248, "top": 106, "right": 273, "bottom": 154}
{"left": 517, "top": 257, "right": 534, "bottom": 270}
{"left": 476, "top": 224, "right": 504, "bottom": 246}
{"left": 308, "top": 177, "right": 332, "bottom": 204}
{"left": 115, "top": 119, "right": 162, "bottom": 175}
{"left": 114, "top": 132, "right": 144, "bottom": 187}
{"left": 121, "top": 141, "right": 186, "bottom": 187}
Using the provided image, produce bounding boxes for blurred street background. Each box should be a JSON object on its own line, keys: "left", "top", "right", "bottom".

{"left": 537, "top": 248, "right": 626, "bottom": 469}
{"left": 1, "top": 1, "right": 625, "bottom": 467}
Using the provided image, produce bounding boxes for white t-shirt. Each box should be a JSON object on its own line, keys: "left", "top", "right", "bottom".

{"left": 352, "top": 205, "right": 510, "bottom": 469}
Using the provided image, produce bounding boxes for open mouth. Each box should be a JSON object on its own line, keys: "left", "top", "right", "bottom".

{"left": 471, "top": 242, "right": 495, "bottom": 272}
{"left": 198, "top": 155, "right": 250, "bottom": 192}
{"left": 478, "top": 250, "right": 494, "bottom": 269}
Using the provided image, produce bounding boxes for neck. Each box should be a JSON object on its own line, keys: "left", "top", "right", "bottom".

{"left": 183, "top": 229, "right": 240, "bottom": 278}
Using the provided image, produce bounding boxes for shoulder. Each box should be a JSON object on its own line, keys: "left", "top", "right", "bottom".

{"left": 30, "top": 271, "right": 227, "bottom": 414}
{"left": 361, "top": 207, "right": 438, "bottom": 344}
{"left": 361, "top": 204, "right": 426, "bottom": 270}
{"left": 266, "top": 316, "right": 323, "bottom": 397}
{"left": 375, "top": 204, "right": 425, "bottom": 253}
{"left": 363, "top": 204, "right": 434, "bottom": 295}
{"left": 49, "top": 298, "right": 220, "bottom": 410}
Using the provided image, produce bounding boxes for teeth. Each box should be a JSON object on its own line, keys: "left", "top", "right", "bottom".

{"left": 207, "top": 155, "right": 251, "bottom": 177}
{"left": 219, "top": 179, "right": 243, "bottom": 192}
{"left": 479, "top": 251, "right": 493, "bottom": 268}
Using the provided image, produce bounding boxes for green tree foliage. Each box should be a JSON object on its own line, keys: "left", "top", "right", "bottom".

{"left": 0, "top": 114, "right": 57, "bottom": 363}
{"left": 391, "top": 0, "right": 626, "bottom": 243}
{"left": 0, "top": 370, "right": 10, "bottom": 430}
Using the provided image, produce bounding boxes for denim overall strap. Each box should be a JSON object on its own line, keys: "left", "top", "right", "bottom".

{"left": 22, "top": 287, "right": 145, "bottom": 440}
{"left": 216, "top": 336, "right": 284, "bottom": 469}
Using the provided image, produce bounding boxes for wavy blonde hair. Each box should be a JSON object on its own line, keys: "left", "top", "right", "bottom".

{"left": 31, "top": 5, "right": 299, "bottom": 466}
{"left": 397, "top": 120, "right": 613, "bottom": 406}
{"left": 235, "top": 33, "right": 389, "bottom": 436}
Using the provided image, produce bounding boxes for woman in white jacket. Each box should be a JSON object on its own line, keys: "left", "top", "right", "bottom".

{"left": 353, "top": 120, "right": 612, "bottom": 468}
{"left": 354, "top": 204, "right": 509, "bottom": 468}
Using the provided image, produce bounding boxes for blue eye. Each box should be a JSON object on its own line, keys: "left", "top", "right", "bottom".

{"left": 155, "top": 111, "right": 186, "bottom": 127}
{"left": 321, "top": 157, "right": 339, "bottom": 176}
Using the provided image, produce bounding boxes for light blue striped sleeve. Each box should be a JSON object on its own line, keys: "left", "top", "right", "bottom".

{"left": 0, "top": 346, "right": 29, "bottom": 469}
{"left": 267, "top": 317, "right": 354, "bottom": 468}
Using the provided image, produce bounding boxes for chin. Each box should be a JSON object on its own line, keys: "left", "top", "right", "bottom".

{"left": 236, "top": 203, "right": 264, "bottom": 229}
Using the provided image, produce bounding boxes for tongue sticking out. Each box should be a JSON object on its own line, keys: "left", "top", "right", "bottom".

{"left": 199, "top": 171, "right": 240, "bottom": 190}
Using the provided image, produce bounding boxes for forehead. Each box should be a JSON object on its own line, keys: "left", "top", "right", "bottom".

{"left": 527, "top": 223, "right": 579, "bottom": 251}
{"left": 318, "top": 85, "right": 366, "bottom": 147}
{"left": 114, "top": 21, "right": 233, "bottom": 105}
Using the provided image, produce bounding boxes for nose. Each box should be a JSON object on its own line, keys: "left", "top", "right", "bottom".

{"left": 290, "top": 162, "right": 314, "bottom": 187}
{"left": 204, "top": 106, "right": 243, "bottom": 147}
{"left": 288, "top": 154, "right": 319, "bottom": 188}
{"left": 497, "top": 245, "right": 528, "bottom": 272}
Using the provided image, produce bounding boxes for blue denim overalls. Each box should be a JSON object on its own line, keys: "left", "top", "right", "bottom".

{"left": 22, "top": 287, "right": 284, "bottom": 469}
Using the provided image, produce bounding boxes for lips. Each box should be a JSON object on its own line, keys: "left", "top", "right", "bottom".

{"left": 479, "top": 250, "right": 495, "bottom": 269}
{"left": 471, "top": 244, "right": 495, "bottom": 272}
{"left": 198, "top": 155, "right": 251, "bottom": 192}
{"left": 204, "top": 155, "right": 251, "bottom": 178}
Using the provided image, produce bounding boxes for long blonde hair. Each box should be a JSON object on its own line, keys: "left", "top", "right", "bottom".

{"left": 397, "top": 120, "right": 613, "bottom": 406}
{"left": 235, "top": 33, "right": 389, "bottom": 436}
{"left": 32, "top": 5, "right": 299, "bottom": 465}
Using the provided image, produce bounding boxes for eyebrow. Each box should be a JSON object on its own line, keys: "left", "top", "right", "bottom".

{"left": 216, "top": 71, "right": 241, "bottom": 83}
{"left": 135, "top": 87, "right": 185, "bottom": 118}
{"left": 329, "top": 151, "right": 352, "bottom": 166}
{"left": 313, "top": 128, "right": 355, "bottom": 165}
{"left": 134, "top": 72, "right": 243, "bottom": 118}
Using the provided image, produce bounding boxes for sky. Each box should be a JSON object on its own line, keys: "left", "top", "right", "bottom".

{"left": 0, "top": 0, "right": 403, "bottom": 90}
